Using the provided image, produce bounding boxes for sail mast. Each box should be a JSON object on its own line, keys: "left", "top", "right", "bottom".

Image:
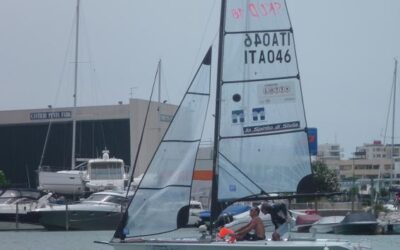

{"left": 210, "top": 0, "right": 226, "bottom": 235}
{"left": 390, "top": 58, "right": 397, "bottom": 187}
{"left": 71, "top": 0, "right": 80, "bottom": 169}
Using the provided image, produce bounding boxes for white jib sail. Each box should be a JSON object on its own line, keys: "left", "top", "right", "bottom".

{"left": 121, "top": 49, "right": 212, "bottom": 237}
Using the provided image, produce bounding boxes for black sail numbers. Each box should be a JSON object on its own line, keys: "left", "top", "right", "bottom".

{"left": 244, "top": 31, "right": 292, "bottom": 64}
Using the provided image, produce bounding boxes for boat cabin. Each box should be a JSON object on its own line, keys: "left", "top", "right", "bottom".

{"left": 84, "top": 150, "right": 127, "bottom": 192}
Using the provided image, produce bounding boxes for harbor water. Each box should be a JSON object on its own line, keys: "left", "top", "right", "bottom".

{"left": 0, "top": 230, "right": 399, "bottom": 250}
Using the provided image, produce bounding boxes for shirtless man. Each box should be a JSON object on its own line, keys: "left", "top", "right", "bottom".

{"left": 233, "top": 206, "right": 265, "bottom": 241}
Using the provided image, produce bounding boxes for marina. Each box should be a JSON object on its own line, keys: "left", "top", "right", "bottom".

{"left": 1, "top": 0, "right": 400, "bottom": 249}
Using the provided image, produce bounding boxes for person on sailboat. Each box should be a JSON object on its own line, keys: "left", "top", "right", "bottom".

{"left": 261, "top": 202, "right": 290, "bottom": 240}
{"left": 232, "top": 206, "right": 266, "bottom": 241}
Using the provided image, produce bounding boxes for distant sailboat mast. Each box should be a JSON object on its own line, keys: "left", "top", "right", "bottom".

{"left": 71, "top": 0, "right": 80, "bottom": 169}
{"left": 390, "top": 58, "right": 397, "bottom": 187}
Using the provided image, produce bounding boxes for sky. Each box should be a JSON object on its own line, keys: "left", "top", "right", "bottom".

{"left": 0, "top": 0, "right": 400, "bottom": 158}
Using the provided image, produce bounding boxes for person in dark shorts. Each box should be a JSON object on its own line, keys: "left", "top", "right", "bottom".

{"left": 233, "top": 206, "right": 265, "bottom": 241}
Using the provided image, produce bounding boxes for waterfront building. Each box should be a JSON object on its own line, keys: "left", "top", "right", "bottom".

{"left": 317, "top": 143, "right": 343, "bottom": 161}
{"left": 0, "top": 99, "right": 176, "bottom": 187}
{"left": 355, "top": 140, "right": 400, "bottom": 160}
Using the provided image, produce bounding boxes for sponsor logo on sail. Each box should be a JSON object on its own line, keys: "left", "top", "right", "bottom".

{"left": 243, "top": 121, "right": 300, "bottom": 134}
{"left": 231, "top": 110, "right": 245, "bottom": 123}
{"left": 252, "top": 107, "right": 265, "bottom": 121}
{"left": 257, "top": 81, "right": 296, "bottom": 104}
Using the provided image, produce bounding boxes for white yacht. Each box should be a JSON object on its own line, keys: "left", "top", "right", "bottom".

{"left": 0, "top": 189, "right": 45, "bottom": 223}
{"left": 38, "top": 150, "right": 127, "bottom": 195}
{"left": 28, "top": 190, "right": 131, "bottom": 230}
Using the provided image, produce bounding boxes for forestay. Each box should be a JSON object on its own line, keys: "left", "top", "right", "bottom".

{"left": 217, "top": 0, "right": 311, "bottom": 201}
{"left": 117, "top": 49, "right": 212, "bottom": 238}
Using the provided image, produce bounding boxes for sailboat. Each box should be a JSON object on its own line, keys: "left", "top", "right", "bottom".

{"left": 38, "top": 0, "right": 128, "bottom": 195}
{"left": 108, "top": 1, "right": 371, "bottom": 249}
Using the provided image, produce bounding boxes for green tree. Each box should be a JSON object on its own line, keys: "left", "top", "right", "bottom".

{"left": 312, "top": 161, "right": 339, "bottom": 192}
{"left": 0, "top": 170, "right": 8, "bottom": 187}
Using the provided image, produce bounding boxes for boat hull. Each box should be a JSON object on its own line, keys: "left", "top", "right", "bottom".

{"left": 110, "top": 239, "right": 360, "bottom": 250}
{"left": 310, "top": 216, "right": 345, "bottom": 234}
{"left": 333, "top": 222, "right": 379, "bottom": 235}
{"left": 0, "top": 212, "right": 39, "bottom": 224}
{"left": 386, "top": 223, "right": 400, "bottom": 234}
{"left": 30, "top": 210, "right": 122, "bottom": 230}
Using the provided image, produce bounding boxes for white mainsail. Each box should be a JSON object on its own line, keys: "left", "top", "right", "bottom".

{"left": 116, "top": 49, "right": 212, "bottom": 238}
{"left": 216, "top": 0, "right": 311, "bottom": 201}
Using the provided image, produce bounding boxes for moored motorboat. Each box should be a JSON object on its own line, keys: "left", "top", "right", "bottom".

{"left": 28, "top": 190, "right": 130, "bottom": 230}
{"left": 310, "top": 216, "right": 345, "bottom": 234}
{"left": 295, "top": 213, "right": 321, "bottom": 232}
{"left": 0, "top": 189, "right": 46, "bottom": 223}
{"left": 333, "top": 212, "right": 379, "bottom": 235}
{"left": 38, "top": 150, "right": 127, "bottom": 196}
{"left": 188, "top": 200, "right": 204, "bottom": 226}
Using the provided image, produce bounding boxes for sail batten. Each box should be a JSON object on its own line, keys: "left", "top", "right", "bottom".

{"left": 223, "top": 75, "right": 299, "bottom": 84}
{"left": 225, "top": 28, "right": 292, "bottom": 35}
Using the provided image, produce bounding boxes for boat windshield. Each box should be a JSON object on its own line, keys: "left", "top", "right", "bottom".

{"left": 84, "top": 193, "right": 126, "bottom": 205}
{"left": 189, "top": 203, "right": 202, "bottom": 209}
{"left": 89, "top": 162, "right": 123, "bottom": 180}
{"left": 0, "top": 190, "right": 20, "bottom": 204}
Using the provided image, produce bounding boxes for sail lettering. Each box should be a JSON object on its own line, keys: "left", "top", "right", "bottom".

{"left": 244, "top": 32, "right": 291, "bottom": 47}
{"left": 230, "top": 2, "right": 282, "bottom": 19}
{"left": 244, "top": 32, "right": 292, "bottom": 64}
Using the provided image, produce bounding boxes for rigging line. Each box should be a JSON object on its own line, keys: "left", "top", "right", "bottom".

{"left": 38, "top": 117, "right": 53, "bottom": 170}
{"left": 162, "top": 139, "right": 201, "bottom": 143}
{"left": 81, "top": 7, "right": 109, "bottom": 155}
{"left": 186, "top": 0, "right": 218, "bottom": 87}
{"left": 218, "top": 152, "right": 265, "bottom": 194}
{"left": 383, "top": 75, "right": 395, "bottom": 145}
{"left": 186, "top": 92, "right": 210, "bottom": 96}
{"left": 39, "top": 9, "right": 77, "bottom": 169}
{"left": 125, "top": 62, "right": 160, "bottom": 197}
{"left": 53, "top": 9, "right": 77, "bottom": 107}
{"left": 79, "top": 4, "right": 103, "bottom": 107}
{"left": 220, "top": 193, "right": 270, "bottom": 205}
{"left": 218, "top": 165, "right": 257, "bottom": 195}
{"left": 139, "top": 184, "right": 192, "bottom": 190}
{"left": 126, "top": 228, "right": 182, "bottom": 239}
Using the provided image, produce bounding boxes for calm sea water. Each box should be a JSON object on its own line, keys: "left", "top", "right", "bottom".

{"left": 0, "top": 230, "right": 399, "bottom": 250}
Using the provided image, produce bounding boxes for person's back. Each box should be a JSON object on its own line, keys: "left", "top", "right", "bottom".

{"left": 261, "top": 202, "right": 289, "bottom": 240}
